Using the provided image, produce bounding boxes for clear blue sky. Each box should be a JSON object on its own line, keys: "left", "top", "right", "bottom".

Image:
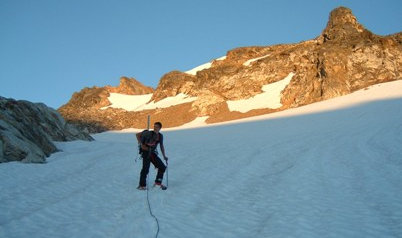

{"left": 1, "top": 0, "right": 401, "bottom": 108}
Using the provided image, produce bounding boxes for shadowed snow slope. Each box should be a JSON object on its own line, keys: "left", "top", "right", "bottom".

{"left": 1, "top": 81, "right": 401, "bottom": 238}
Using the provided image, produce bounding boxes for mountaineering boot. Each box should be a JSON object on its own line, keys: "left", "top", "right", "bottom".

{"left": 137, "top": 185, "right": 147, "bottom": 190}
{"left": 153, "top": 182, "right": 167, "bottom": 190}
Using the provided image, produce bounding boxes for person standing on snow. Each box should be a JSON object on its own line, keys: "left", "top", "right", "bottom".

{"left": 136, "top": 121, "right": 168, "bottom": 190}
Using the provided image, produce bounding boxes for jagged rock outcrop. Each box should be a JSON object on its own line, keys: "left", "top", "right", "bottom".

{"left": 59, "top": 6, "right": 401, "bottom": 131}
{"left": 0, "top": 97, "right": 93, "bottom": 163}
{"left": 106, "top": 77, "right": 154, "bottom": 95}
{"left": 280, "top": 7, "right": 401, "bottom": 108}
{"left": 59, "top": 77, "right": 155, "bottom": 132}
{"left": 62, "top": 77, "right": 153, "bottom": 111}
{"left": 150, "top": 71, "right": 196, "bottom": 102}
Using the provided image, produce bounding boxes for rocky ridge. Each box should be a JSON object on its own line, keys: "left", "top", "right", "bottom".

{"left": 0, "top": 97, "right": 93, "bottom": 163}
{"left": 59, "top": 77, "right": 154, "bottom": 132}
{"left": 59, "top": 7, "right": 401, "bottom": 131}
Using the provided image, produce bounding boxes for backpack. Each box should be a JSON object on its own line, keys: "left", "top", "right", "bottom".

{"left": 141, "top": 130, "right": 157, "bottom": 144}
{"left": 139, "top": 130, "right": 158, "bottom": 154}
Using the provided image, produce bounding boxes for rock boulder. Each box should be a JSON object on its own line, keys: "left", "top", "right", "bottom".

{"left": 0, "top": 97, "right": 93, "bottom": 163}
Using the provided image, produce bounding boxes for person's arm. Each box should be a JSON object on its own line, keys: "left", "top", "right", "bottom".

{"left": 136, "top": 132, "right": 142, "bottom": 144}
{"left": 160, "top": 143, "right": 167, "bottom": 159}
{"left": 159, "top": 135, "right": 168, "bottom": 160}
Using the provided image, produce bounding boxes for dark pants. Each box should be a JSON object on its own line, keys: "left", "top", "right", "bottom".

{"left": 139, "top": 151, "right": 166, "bottom": 187}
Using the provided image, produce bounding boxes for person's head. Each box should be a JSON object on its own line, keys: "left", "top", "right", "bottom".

{"left": 154, "top": 122, "right": 162, "bottom": 133}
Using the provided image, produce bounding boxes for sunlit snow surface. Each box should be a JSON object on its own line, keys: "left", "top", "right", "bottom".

{"left": 102, "top": 93, "right": 197, "bottom": 111}
{"left": 227, "top": 72, "right": 295, "bottom": 112}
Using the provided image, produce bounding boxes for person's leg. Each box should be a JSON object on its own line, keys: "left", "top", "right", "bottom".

{"left": 139, "top": 151, "right": 151, "bottom": 187}
{"left": 150, "top": 153, "right": 166, "bottom": 184}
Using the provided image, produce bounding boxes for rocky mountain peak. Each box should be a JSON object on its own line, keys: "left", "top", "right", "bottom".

{"left": 106, "top": 77, "right": 154, "bottom": 95}
{"left": 320, "top": 6, "right": 371, "bottom": 43}
{"left": 60, "top": 76, "right": 153, "bottom": 111}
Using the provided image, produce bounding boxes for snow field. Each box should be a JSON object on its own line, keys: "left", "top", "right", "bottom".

{"left": 1, "top": 80, "right": 402, "bottom": 238}
{"left": 227, "top": 72, "right": 295, "bottom": 112}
